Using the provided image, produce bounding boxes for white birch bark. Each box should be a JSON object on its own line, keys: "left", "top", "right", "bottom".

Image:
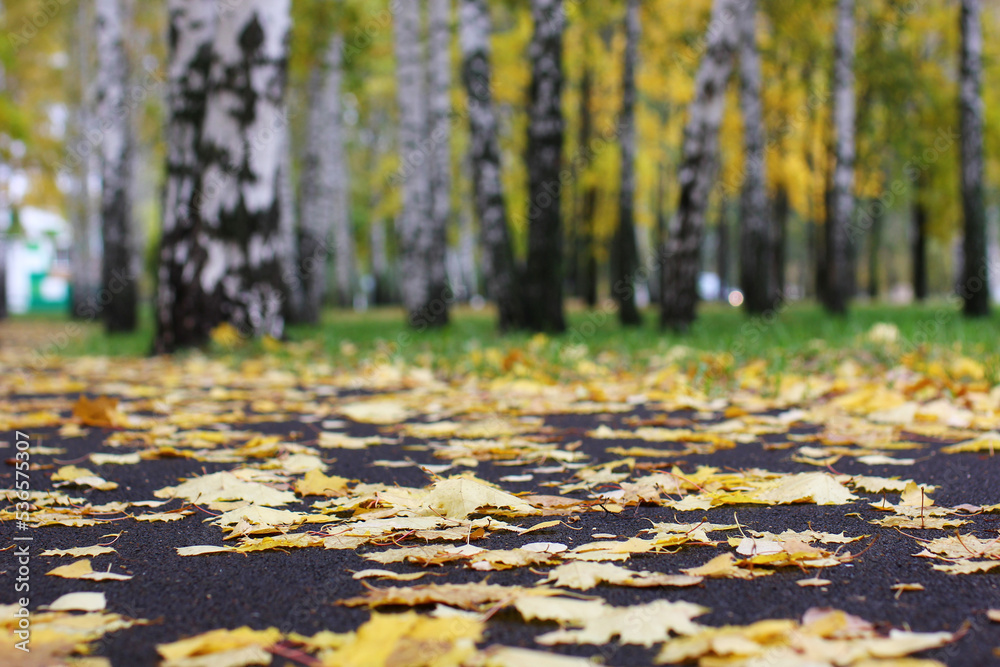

{"left": 298, "top": 66, "right": 325, "bottom": 323}
{"left": 824, "top": 0, "right": 856, "bottom": 314}
{"left": 95, "top": 0, "right": 137, "bottom": 332}
{"left": 277, "top": 117, "right": 302, "bottom": 321}
{"left": 960, "top": 0, "right": 990, "bottom": 315}
{"left": 395, "top": 0, "right": 444, "bottom": 326}
{"left": 660, "top": 0, "right": 740, "bottom": 330}
{"left": 458, "top": 199, "right": 478, "bottom": 299}
{"left": 737, "top": 0, "right": 774, "bottom": 314}
{"left": 154, "top": 0, "right": 217, "bottom": 352}
{"left": 459, "top": 0, "right": 523, "bottom": 329}
{"left": 328, "top": 31, "right": 354, "bottom": 310}
{"left": 428, "top": 0, "right": 453, "bottom": 310}
{"left": 301, "top": 26, "right": 353, "bottom": 319}
{"left": 198, "top": 0, "right": 291, "bottom": 339}
{"left": 68, "top": 1, "right": 101, "bottom": 319}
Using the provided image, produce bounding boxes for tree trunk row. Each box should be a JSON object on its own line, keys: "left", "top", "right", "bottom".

{"left": 660, "top": 0, "right": 740, "bottom": 331}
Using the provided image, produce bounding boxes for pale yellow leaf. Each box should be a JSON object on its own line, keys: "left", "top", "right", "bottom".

{"left": 46, "top": 560, "right": 132, "bottom": 581}
{"left": 420, "top": 476, "right": 540, "bottom": 519}
{"left": 43, "top": 592, "right": 107, "bottom": 612}
{"left": 176, "top": 545, "right": 238, "bottom": 556}
{"left": 40, "top": 545, "right": 117, "bottom": 558}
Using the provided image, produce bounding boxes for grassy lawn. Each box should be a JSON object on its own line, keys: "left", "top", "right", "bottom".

{"left": 17, "top": 298, "right": 993, "bottom": 385}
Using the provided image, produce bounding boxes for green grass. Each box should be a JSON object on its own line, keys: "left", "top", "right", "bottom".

{"left": 41, "top": 299, "right": 1000, "bottom": 382}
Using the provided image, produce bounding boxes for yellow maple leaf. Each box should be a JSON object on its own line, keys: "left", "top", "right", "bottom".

{"left": 341, "top": 583, "right": 559, "bottom": 611}
{"left": 157, "top": 626, "right": 282, "bottom": 667}
{"left": 540, "top": 562, "right": 702, "bottom": 590}
{"left": 40, "top": 545, "right": 117, "bottom": 558}
{"left": 51, "top": 465, "right": 118, "bottom": 491}
{"left": 420, "top": 476, "right": 540, "bottom": 519}
{"left": 515, "top": 597, "right": 707, "bottom": 647}
{"left": 295, "top": 469, "right": 350, "bottom": 496}
{"left": 321, "top": 611, "right": 483, "bottom": 667}
{"left": 45, "top": 559, "right": 132, "bottom": 581}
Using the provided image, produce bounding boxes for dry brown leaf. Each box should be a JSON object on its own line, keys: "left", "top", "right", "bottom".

{"left": 72, "top": 395, "right": 129, "bottom": 428}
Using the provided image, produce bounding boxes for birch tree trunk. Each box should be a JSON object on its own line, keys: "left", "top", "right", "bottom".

{"left": 459, "top": 0, "right": 524, "bottom": 330}
{"left": 154, "top": 0, "right": 216, "bottom": 353}
{"left": 524, "top": 0, "right": 566, "bottom": 332}
{"left": 717, "top": 205, "right": 730, "bottom": 299}
{"left": 823, "top": 0, "right": 856, "bottom": 315}
{"left": 95, "top": 0, "right": 137, "bottom": 333}
{"left": 660, "top": 0, "right": 739, "bottom": 330}
{"left": 197, "top": 0, "right": 291, "bottom": 340}
{"left": 458, "top": 200, "right": 478, "bottom": 299}
{"left": 395, "top": 1, "right": 448, "bottom": 327}
{"left": 68, "top": 1, "right": 100, "bottom": 319}
{"left": 737, "top": 0, "right": 774, "bottom": 314}
{"left": 329, "top": 28, "right": 355, "bottom": 311}
{"left": 612, "top": 0, "right": 641, "bottom": 325}
{"left": 277, "top": 118, "right": 302, "bottom": 322}
{"left": 428, "top": 0, "right": 452, "bottom": 314}
{"left": 578, "top": 66, "right": 598, "bottom": 308}
{"left": 300, "top": 27, "right": 351, "bottom": 323}
{"left": 772, "top": 185, "right": 788, "bottom": 299}
{"left": 298, "top": 67, "right": 324, "bottom": 324}
{"left": 959, "top": 0, "right": 990, "bottom": 316}
{"left": 368, "top": 109, "right": 394, "bottom": 306}
{"left": 913, "top": 181, "right": 928, "bottom": 302}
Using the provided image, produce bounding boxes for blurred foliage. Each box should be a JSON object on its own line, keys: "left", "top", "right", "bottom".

{"left": 1, "top": 0, "right": 999, "bottom": 297}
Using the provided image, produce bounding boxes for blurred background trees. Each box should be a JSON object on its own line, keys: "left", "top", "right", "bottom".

{"left": 0, "top": 0, "right": 998, "bottom": 348}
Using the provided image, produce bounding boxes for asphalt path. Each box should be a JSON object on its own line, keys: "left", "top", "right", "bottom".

{"left": 4, "top": 401, "right": 1000, "bottom": 666}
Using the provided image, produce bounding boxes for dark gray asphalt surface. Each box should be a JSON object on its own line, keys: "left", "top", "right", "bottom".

{"left": 3, "top": 404, "right": 1000, "bottom": 666}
